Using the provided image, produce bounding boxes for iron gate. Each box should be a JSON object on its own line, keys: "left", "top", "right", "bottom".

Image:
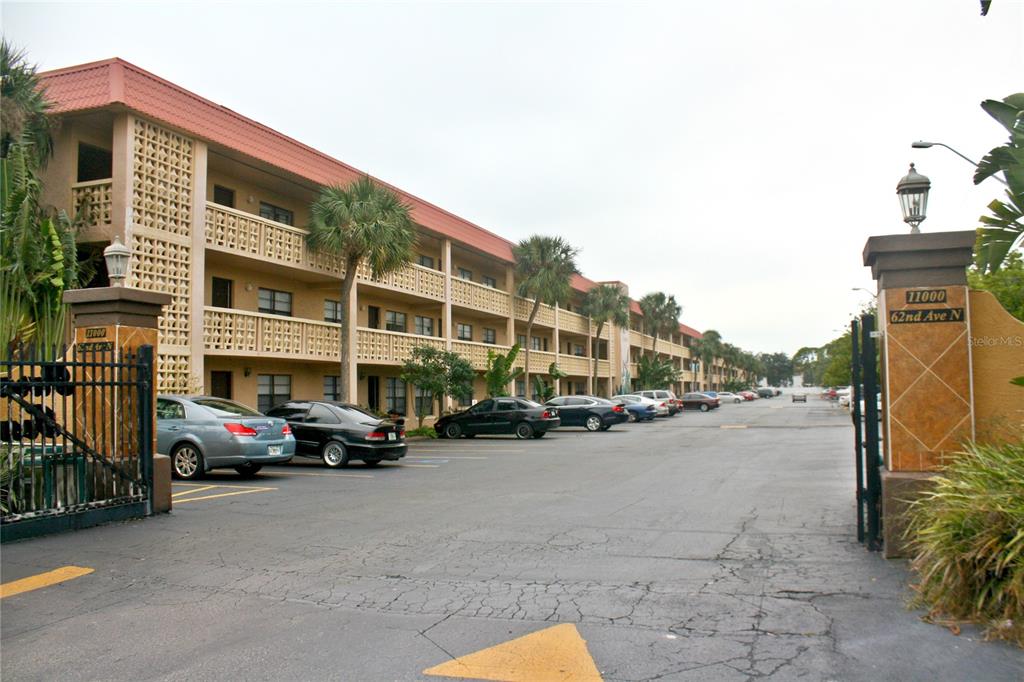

{"left": 851, "top": 314, "right": 883, "bottom": 550}
{"left": 1, "top": 344, "right": 154, "bottom": 541}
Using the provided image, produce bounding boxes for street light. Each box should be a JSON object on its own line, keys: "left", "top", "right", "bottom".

{"left": 851, "top": 287, "right": 878, "bottom": 299}
{"left": 911, "top": 141, "right": 1008, "bottom": 186}
{"left": 896, "top": 163, "right": 930, "bottom": 234}
{"left": 103, "top": 235, "right": 131, "bottom": 287}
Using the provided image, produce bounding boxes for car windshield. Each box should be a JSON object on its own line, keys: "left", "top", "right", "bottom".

{"left": 192, "top": 398, "right": 262, "bottom": 417}
{"left": 333, "top": 404, "right": 383, "bottom": 424}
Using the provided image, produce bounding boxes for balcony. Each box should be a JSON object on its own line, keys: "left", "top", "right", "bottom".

{"left": 558, "top": 308, "right": 590, "bottom": 336}
{"left": 450, "top": 339, "right": 503, "bottom": 371}
{"left": 514, "top": 349, "right": 558, "bottom": 374}
{"left": 514, "top": 297, "right": 556, "bottom": 328}
{"left": 204, "top": 307, "right": 341, "bottom": 361}
{"left": 72, "top": 179, "right": 113, "bottom": 229}
{"left": 629, "top": 330, "right": 645, "bottom": 349}
{"left": 558, "top": 355, "right": 591, "bottom": 376}
{"left": 357, "top": 327, "right": 445, "bottom": 364}
{"left": 205, "top": 202, "right": 445, "bottom": 298}
{"left": 451, "top": 278, "right": 512, "bottom": 317}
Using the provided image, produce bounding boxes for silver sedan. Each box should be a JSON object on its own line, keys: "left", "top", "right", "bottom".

{"left": 157, "top": 396, "right": 295, "bottom": 480}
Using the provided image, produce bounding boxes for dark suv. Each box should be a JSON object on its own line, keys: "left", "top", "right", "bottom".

{"left": 266, "top": 401, "right": 406, "bottom": 468}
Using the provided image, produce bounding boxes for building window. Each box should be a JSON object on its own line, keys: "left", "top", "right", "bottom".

{"left": 417, "top": 254, "right": 435, "bottom": 269}
{"left": 573, "top": 344, "right": 585, "bottom": 357}
{"left": 324, "top": 299, "right": 343, "bottom": 323}
{"left": 257, "top": 374, "right": 291, "bottom": 413}
{"left": 385, "top": 310, "right": 407, "bottom": 333}
{"left": 415, "top": 387, "right": 433, "bottom": 417}
{"left": 77, "top": 143, "right": 112, "bottom": 182}
{"left": 385, "top": 378, "right": 406, "bottom": 415}
{"left": 213, "top": 185, "right": 235, "bottom": 208}
{"left": 515, "top": 379, "right": 526, "bottom": 398}
{"left": 516, "top": 334, "right": 527, "bottom": 348}
{"left": 482, "top": 328, "right": 496, "bottom": 344}
{"left": 367, "top": 376, "right": 380, "bottom": 410}
{"left": 211, "top": 277, "right": 233, "bottom": 308}
{"left": 458, "top": 390, "right": 473, "bottom": 407}
{"left": 415, "top": 315, "right": 434, "bottom": 336}
{"left": 458, "top": 268, "right": 472, "bottom": 281}
{"left": 258, "top": 288, "right": 292, "bottom": 316}
{"left": 457, "top": 323, "right": 473, "bottom": 341}
{"left": 259, "top": 201, "right": 294, "bottom": 226}
{"left": 482, "top": 275, "right": 497, "bottom": 288}
{"left": 323, "top": 376, "right": 341, "bottom": 401}
{"left": 531, "top": 336, "right": 543, "bottom": 351}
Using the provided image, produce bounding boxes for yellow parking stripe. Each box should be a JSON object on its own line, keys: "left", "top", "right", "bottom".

{"left": 266, "top": 471, "right": 373, "bottom": 479}
{"left": 1, "top": 566, "right": 94, "bottom": 599}
{"left": 172, "top": 485, "right": 217, "bottom": 497}
{"left": 174, "top": 487, "right": 276, "bottom": 504}
{"left": 720, "top": 425, "right": 749, "bottom": 430}
{"left": 407, "top": 456, "right": 488, "bottom": 460}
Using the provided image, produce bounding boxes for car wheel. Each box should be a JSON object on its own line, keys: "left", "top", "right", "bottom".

{"left": 700, "top": 403, "right": 710, "bottom": 412}
{"left": 234, "top": 462, "right": 263, "bottom": 478}
{"left": 363, "top": 459, "right": 381, "bottom": 467}
{"left": 585, "top": 415, "right": 602, "bottom": 432}
{"left": 171, "top": 443, "right": 204, "bottom": 480}
{"left": 531, "top": 431, "right": 545, "bottom": 439}
{"left": 444, "top": 423, "right": 463, "bottom": 439}
{"left": 321, "top": 441, "right": 349, "bottom": 468}
{"left": 515, "top": 422, "right": 534, "bottom": 439}
{"left": 627, "top": 412, "right": 638, "bottom": 423}
{"left": 734, "top": 398, "right": 742, "bottom": 404}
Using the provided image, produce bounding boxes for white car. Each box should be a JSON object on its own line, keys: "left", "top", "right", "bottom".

{"left": 837, "top": 387, "right": 852, "bottom": 407}
{"left": 612, "top": 394, "right": 669, "bottom": 417}
{"left": 716, "top": 392, "right": 743, "bottom": 404}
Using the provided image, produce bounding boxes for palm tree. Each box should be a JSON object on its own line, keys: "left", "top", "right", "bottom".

{"left": 656, "top": 294, "right": 682, "bottom": 349}
{"left": 513, "top": 235, "right": 580, "bottom": 396}
{"left": 637, "top": 292, "right": 666, "bottom": 358}
{"left": 1, "top": 40, "right": 53, "bottom": 165}
{"left": 581, "top": 283, "right": 629, "bottom": 397}
{"left": 306, "top": 175, "right": 416, "bottom": 402}
{"left": 694, "top": 329, "right": 722, "bottom": 391}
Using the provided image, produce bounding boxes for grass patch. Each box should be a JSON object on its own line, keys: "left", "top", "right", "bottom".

{"left": 905, "top": 438, "right": 1024, "bottom": 647}
{"left": 405, "top": 426, "right": 437, "bottom": 439}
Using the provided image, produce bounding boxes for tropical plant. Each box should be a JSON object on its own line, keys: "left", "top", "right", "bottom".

{"left": 580, "top": 283, "right": 629, "bottom": 396}
{"left": 532, "top": 362, "right": 568, "bottom": 403}
{"left": 973, "top": 93, "right": 1024, "bottom": 274}
{"left": 1, "top": 40, "right": 53, "bottom": 166}
{"left": 905, "top": 437, "right": 1024, "bottom": 647}
{"left": 1, "top": 445, "right": 21, "bottom": 515}
{"left": 512, "top": 235, "right": 579, "bottom": 394}
{"left": 306, "top": 175, "right": 416, "bottom": 402}
{"left": 692, "top": 329, "right": 722, "bottom": 390}
{"left": 968, "top": 250, "right": 1024, "bottom": 321}
{"left": 484, "top": 343, "right": 524, "bottom": 397}
{"left": 635, "top": 355, "right": 679, "bottom": 390}
{"left": 400, "top": 345, "right": 474, "bottom": 428}
{"left": 637, "top": 292, "right": 680, "bottom": 359}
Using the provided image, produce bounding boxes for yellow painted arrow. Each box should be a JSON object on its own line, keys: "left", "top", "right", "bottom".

{"left": 423, "top": 622, "right": 602, "bottom": 681}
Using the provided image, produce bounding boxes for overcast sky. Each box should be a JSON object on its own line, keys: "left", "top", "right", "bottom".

{"left": 4, "top": 1, "right": 1022, "bottom": 354}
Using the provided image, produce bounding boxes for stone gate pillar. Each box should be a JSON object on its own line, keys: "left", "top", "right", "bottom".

{"left": 862, "top": 230, "right": 976, "bottom": 557}
{"left": 63, "top": 287, "right": 172, "bottom": 513}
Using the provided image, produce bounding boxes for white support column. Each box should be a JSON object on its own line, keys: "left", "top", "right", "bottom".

{"left": 189, "top": 140, "right": 208, "bottom": 393}
{"left": 347, "top": 280, "right": 358, "bottom": 403}
{"left": 505, "top": 264, "right": 516, "bottom": 396}
{"left": 586, "top": 319, "right": 594, "bottom": 395}
{"left": 442, "top": 239, "right": 453, "bottom": 409}
{"left": 552, "top": 304, "right": 561, "bottom": 395}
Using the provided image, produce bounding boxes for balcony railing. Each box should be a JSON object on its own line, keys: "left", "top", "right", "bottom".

{"left": 558, "top": 355, "right": 591, "bottom": 376}
{"left": 357, "top": 327, "right": 445, "bottom": 364}
{"left": 559, "top": 309, "right": 590, "bottom": 336}
{"left": 204, "top": 307, "right": 341, "bottom": 360}
{"left": 450, "top": 339, "right": 503, "bottom": 371}
{"left": 451, "top": 278, "right": 512, "bottom": 317}
{"left": 357, "top": 262, "right": 445, "bottom": 301}
{"left": 629, "top": 330, "right": 645, "bottom": 349}
{"left": 514, "top": 297, "right": 556, "bottom": 328}
{"left": 72, "top": 179, "right": 113, "bottom": 229}
{"left": 514, "top": 349, "right": 558, "bottom": 374}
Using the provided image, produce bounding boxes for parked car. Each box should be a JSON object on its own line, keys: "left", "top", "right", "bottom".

{"left": 610, "top": 393, "right": 659, "bottom": 419}
{"left": 266, "top": 401, "right": 406, "bottom": 467}
{"left": 545, "top": 395, "right": 629, "bottom": 431}
{"left": 681, "top": 392, "right": 720, "bottom": 411}
{"left": 756, "top": 388, "right": 775, "bottom": 398}
{"left": 716, "top": 391, "right": 743, "bottom": 404}
{"left": 739, "top": 391, "right": 758, "bottom": 401}
{"left": 792, "top": 393, "right": 807, "bottom": 403}
{"left": 631, "top": 390, "right": 681, "bottom": 415}
{"left": 435, "top": 397, "right": 560, "bottom": 439}
{"left": 703, "top": 391, "right": 719, "bottom": 399}
{"left": 157, "top": 395, "right": 295, "bottom": 480}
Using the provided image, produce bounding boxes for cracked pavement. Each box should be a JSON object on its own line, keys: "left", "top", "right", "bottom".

{"left": 2, "top": 395, "right": 1021, "bottom": 680}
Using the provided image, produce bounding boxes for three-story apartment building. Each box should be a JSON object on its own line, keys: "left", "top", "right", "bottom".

{"left": 38, "top": 58, "right": 736, "bottom": 419}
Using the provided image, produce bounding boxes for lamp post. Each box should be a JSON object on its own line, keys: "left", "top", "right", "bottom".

{"left": 911, "top": 141, "right": 1008, "bottom": 186}
{"left": 103, "top": 235, "right": 131, "bottom": 286}
{"left": 851, "top": 287, "right": 878, "bottom": 299}
{"left": 896, "top": 163, "right": 930, "bottom": 234}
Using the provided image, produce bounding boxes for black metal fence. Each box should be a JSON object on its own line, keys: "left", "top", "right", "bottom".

{"left": 851, "top": 315, "right": 883, "bottom": 550}
{"left": 1, "top": 344, "right": 154, "bottom": 541}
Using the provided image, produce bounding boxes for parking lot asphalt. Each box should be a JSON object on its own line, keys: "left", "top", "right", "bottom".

{"left": 2, "top": 394, "right": 1021, "bottom": 680}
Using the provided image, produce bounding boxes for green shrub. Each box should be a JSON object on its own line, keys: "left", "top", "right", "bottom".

{"left": 905, "top": 438, "right": 1024, "bottom": 647}
{"left": 405, "top": 426, "right": 437, "bottom": 439}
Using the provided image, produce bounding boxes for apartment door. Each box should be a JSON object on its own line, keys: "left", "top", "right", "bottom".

{"left": 210, "top": 371, "right": 232, "bottom": 399}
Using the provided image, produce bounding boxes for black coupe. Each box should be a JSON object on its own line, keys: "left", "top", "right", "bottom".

{"left": 434, "top": 397, "right": 560, "bottom": 439}
{"left": 266, "top": 401, "right": 406, "bottom": 467}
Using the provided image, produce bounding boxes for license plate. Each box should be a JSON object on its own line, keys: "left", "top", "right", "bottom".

{"left": 268, "top": 445, "right": 282, "bottom": 456}
{"left": 388, "top": 432, "right": 396, "bottom": 441}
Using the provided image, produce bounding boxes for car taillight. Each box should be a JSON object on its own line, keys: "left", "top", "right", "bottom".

{"left": 281, "top": 424, "right": 291, "bottom": 435}
{"left": 542, "top": 410, "right": 554, "bottom": 419}
{"left": 398, "top": 430, "right": 405, "bottom": 439}
{"left": 659, "top": 402, "right": 666, "bottom": 407}
{"left": 224, "top": 423, "right": 257, "bottom": 436}
{"left": 365, "top": 431, "right": 386, "bottom": 441}
{"left": 612, "top": 405, "right": 624, "bottom": 413}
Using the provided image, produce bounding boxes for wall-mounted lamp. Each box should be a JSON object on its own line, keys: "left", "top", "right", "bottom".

{"left": 245, "top": 282, "right": 255, "bottom": 292}
{"left": 103, "top": 235, "right": 131, "bottom": 287}
{"left": 244, "top": 367, "right": 252, "bottom": 377}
